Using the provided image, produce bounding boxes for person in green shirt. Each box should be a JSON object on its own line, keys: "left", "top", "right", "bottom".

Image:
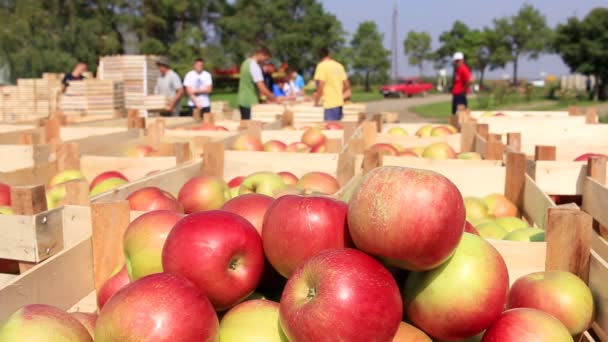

{"left": 237, "top": 46, "right": 278, "bottom": 120}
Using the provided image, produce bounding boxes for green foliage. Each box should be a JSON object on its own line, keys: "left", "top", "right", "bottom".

{"left": 350, "top": 21, "right": 390, "bottom": 91}
{"left": 403, "top": 31, "right": 433, "bottom": 76}
{"left": 555, "top": 8, "right": 608, "bottom": 100}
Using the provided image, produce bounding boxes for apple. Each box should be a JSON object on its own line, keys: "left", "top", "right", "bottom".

{"left": 422, "top": 142, "right": 457, "bottom": 159}
{"left": 0, "top": 182, "right": 10, "bottom": 206}
{"left": 446, "top": 124, "right": 458, "bottom": 133}
{"left": 221, "top": 193, "right": 274, "bottom": 235}
{"left": 458, "top": 152, "right": 483, "bottom": 160}
{"left": 388, "top": 127, "right": 408, "bottom": 136}
{"left": 464, "top": 221, "right": 480, "bottom": 236}
{"left": 239, "top": 172, "right": 286, "bottom": 197}
{"left": 481, "top": 308, "right": 573, "bottom": 342}
{"left": 0, "top": 304, "right": 92, "bottom": 341}
{"left": 369, "top": 143, "right": 399, "bottom": 156}
{"left": 495, "top": 216, "right": 528, "bottom": 232}
{"left": 90, "top": 177, "right": 128, "bottom": 197}
{"left": 404, "top": 233, "right": 509, "bottom": 340}
{"left": 301, "top": 127, "right": 327, "bottom": 148}
{"left": 215, "top": 125, "right": 229, "bottom": 131}
{"left": 391, "top": 143, "right": 406, "bottom": 152}
{"left": 416, "top": 124, "right": 433, "bottom": 137}
{"left": 195, "top": 123, "right": 217, "bottom": 131}
{"left": 219, "top": 299, "right": 288, "bottom": 341}
{"left": 348, "top": 166, "right": 465, "bottom": 271}
{"left": 285, "top": 142, "right": 311, "bottom": 153}
{"left": 324, "top": 122, "right": 343, "bottom": 130}
{"left": 97, "top": 265, "right": 130, "bottom": 310}
{"left": 277, "top": 171, "right": 298, "bottom": 185}
{"left": 296, "top": 171, "right": 340, "bottom": 195}
{"left": 392, "top": 322, "right": 432, "bottom": 342}
{"left": 262, "top": 195, "right": 349, "bottom": 277}
{"left": 310, "top": 143, "right": 327, "bottom": 153}
{"left": 263, "top": 140, "right": 287, "bottom": 152}
{"left": 573, "top": 153, "right": 608, "bottom": 162}
{"left": 46, "top": 184, "right": 67, "bottom": 209}
{"left": 482, "top": 111, "right": 494, "bottom": 117}
{"left": 410, "top": 147, "right": 424, "bottom": 156}
{"left": 70, "top": 312, "right": 97, "bottom": 339}
{"left": 476, "top": 221, "right": 508, "bottom": 239}
{"left": 494, "top": 112, "right": 506, "bottom": 117}
{"left": 431, "top": 125, "right": 453, "bottom": 136}
{"left": 0, "top": 206, "right": 12, "bottom": 215}
{"left": 126, "top": 186, "right": 183, "bottom": 212}
{"left": 89, "top": 171, "right": 128, "bottom": 190}
{"left": 123, "top": 210, "right": 183, "bottom": 281}
{"left": 228, "top": 175, "right": 246, "bottom": 198}
{"left": 49, "top": 169, "right": 86, "bottom": 187}
{"left": 398, "top": 151, "right": 419, "bottom": 158}
{"left": 232, "top": 134, "right": 264, "bottom": 151}
{"left": 126, "top": 145, "right": 155, "bottom": 157}
{"left": 483, "top": 193, "right": 517, "bottom": 217}
{"left": 503, "top": 227, "right": 545, "bottom": 241}
{"left": 280, "top": 248, "right": 402, "bottom": 342}
{"left": 508, "top": 270, "right": 593, "bottom": 335}
{"left": 464, "top": 197, "right": 489, "bottom": 221}
{"left": 162, "top": 210, "right": 264, "bottom": 310}
{"left": 177, "top": 175, "right": 230, "bottom": 214}
{"left": 95, "top": 273, "right": 219, "bottom": 341}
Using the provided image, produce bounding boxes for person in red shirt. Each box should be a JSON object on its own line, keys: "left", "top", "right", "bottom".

{"left": 451, "top": 52, "right": 473, "bottom": 115}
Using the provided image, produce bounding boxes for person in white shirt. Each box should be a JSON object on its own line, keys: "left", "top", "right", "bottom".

{"left": 183, "top": 58, "right": 213, "bottom": 116}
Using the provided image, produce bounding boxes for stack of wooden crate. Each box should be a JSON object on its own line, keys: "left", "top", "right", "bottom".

{"left": 0, "top": 75, "right": 62, "bottom": 122}
{"left": 61, "top": 80, "right": 126, "bottom": 117}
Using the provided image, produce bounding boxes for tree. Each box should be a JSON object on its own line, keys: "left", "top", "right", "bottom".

{"left": 350, "top": 21, "right": 390, "bottom": 92}
{"left": 403, "top": 31, "right": 432, "bottom": 76}
{"left": 493, "top": 4, "right": 551, "bottom": 84}
{"left": 555, "top": 8, "right": 608, "bottom": 100}
{"left": 218, "top": 0, "right": 345, "bottom": 74}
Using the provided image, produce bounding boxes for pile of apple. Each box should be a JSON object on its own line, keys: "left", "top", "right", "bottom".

{"left": 0, "top": 165, "right": 594, "bottom": 341}
{"left": 464, "top": 194, "right": 546, "bottom": 242}
{"left": 386, "top": 123, "right": 457, "bottom": 137}
{"left": 233, "top": 127, "right": 335, "bottom": 153}
{"left": 46, "top": 170, "right": 131, "bottom": 209}
{"left": 370, "top": 142, "right": 482, "bottom": 161}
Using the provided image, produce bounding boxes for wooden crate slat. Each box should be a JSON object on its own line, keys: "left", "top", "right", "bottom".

{"left": 583, "top": 177, "right": 608, "bottom": 228}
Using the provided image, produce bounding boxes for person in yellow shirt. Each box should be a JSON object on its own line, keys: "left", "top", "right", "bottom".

{"left": 313, "top": 48, "right": 351, "bottom": 121}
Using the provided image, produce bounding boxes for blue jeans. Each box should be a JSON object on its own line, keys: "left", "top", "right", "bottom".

{"left": 324, "top": 107, "right": 343, "bottom": 121}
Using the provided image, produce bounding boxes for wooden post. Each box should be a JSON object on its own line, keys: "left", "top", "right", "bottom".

{"left": 56, "top": 143, "right": 81, "bottom": 171}
{"left": 476, "top": 123, "right": 489, "bottom": 141}
{"left": 372, "top": 114, "right": 383, "bottom": 133}
{"left": 568, "top": 106, "right": 579, "bottom": 116}
{"left": 11, "top": 184, "right": 49, "bottom": 273}
{"left": 362, "top": 150, "right": 381, "bottom": 174}
{"left": 534, "top": 145, "right": 556, "bottom": 161}
{"left": 19, "top": 133, "right": 40, "bottom": 145}
{"left": 587, "top": 156, "right": 608, "bottom": 241}
{"left": 246, "top": 121, "right": 263, "bottom": 140}
{"left": 460, "top": 121, "right": 477, "bottom": 153}
{"left": 507, "top": 133, "right": 521, "bottom": 152}
{"left": 201, "top": 141, "right": 225, "bottom": 178}
{"left": 488, "top": 133, "right": 502, "bottom": 143}
{"left": 44, "top": 117, "right": 61, "bottom": 143}
{"left": 337, "top": 151, "right": 355, "bottom": 187}
{"left": 192, "top": 108, "right": 202, "bottom": 121}
{"left": 485, "top": 142, "right": 505, "bottom": 161}
{"left": 64, "top": 179, "right": 90, "bottom": 206}
{"left": 174, "top": 142, "right": 192, "bottom": 164}
{"left": 357, "top": 112, "right": 367, "bottom": 124}
{"left": 203, "top": 113, "right": 214, "bottom": 125}
{"left": 192, "top": 136, "right": 210, "bottom": 158}
{"left": 342, "top": 122, "right": 356, "bottom": 141}
{"left": 325, "top": 139, "right": 342, "bottom": 153}
{"left": 585, "top": 108, "right": 598, "bottom": 124}
{"left": 348, "top": 138, "right": 365, "bottom": 155}
{"left": 282, "top": 111, "right": 294, "bottom": 127}
{"left": 545, "top": 206, "right": 592, "bottom": 282}
{"left": 362, "top": 121, "right": 377, "bottom": 149}
{"left": 147, "top": 122, "right": 164, "bottom": 149}
{"left": 127, "top": 109, "right": 139, "bottom": 129}
{"left": 91, "top": 201, "right": 131, "bottom": 291}
{"left": 505, "top": 152, "right": 526, "bottom": 212}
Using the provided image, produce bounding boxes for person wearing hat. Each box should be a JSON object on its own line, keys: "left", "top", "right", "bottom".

{"left": 451, "top": 51, "right": 473, "bottom": 115}
{"left": 154, "top": 59, "right": 184, "bottom": 116}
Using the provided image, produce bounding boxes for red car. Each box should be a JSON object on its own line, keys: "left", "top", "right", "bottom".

{"left": 380, "top": 77, "right": 433, "bottom": 98}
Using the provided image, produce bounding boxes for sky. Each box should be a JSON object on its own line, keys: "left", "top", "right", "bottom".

{"left": 321, "top": 0, "right": 607, "bottom": 79}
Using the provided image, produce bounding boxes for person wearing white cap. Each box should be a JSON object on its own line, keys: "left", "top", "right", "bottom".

{"left": 451, "top": 51, "right": 473, "bottom": 115}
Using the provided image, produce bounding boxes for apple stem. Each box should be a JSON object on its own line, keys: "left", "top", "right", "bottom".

{"left": 306, "top": 287, "right": 316, "bottom": 300}
{"left": 228, "top": 258, "right": 239, "bottom": 271}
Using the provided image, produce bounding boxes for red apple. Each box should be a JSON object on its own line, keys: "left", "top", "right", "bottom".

{"left": 325, "top": 122, "right": 343, "bottom": 130}
{"left": 278, "top": 171, "right": 298, "bottom": 185}
{"left": 481, "top": 308, "right": 572, "bottom": 342}
{"left": 177, "top": 175, "right": 230, "bottom": 214}
{"left": 573, "top": 153, "right": 608, "bottom": 162}
{"left": 392, "top": 322, "right": 432, "bottom": 342}
{"left": 507, "top": 270, "right": 594, "bottom": 335}
{"left": 404, "top": 234, "right": 509, "bottom": 340}
{"left": 280, "top": 248, "right": 402, "bottom": 342}
{"left": 295, "top": 171, "right": 340, "bottom": 195}
{"left": 95, "top": 273, "right": 219, "bottom": 341}
{"left": 398, "top": 150, "right": 419, "bottom": 157}
{"left": 126, "top": 186, "right": 183, "bottom": 212}
{"left": 301, "top": 127, "right": 327, "bottom": 148}
{"left": 348, "top": 166, "right": 465, "bottom": 271}
{"left": 0, "top": 182, "right": 10, "bottom": 206}
{"left": 310, "top": 143, "right": 327, "bottom": 153}
{"left": 285, "top": 142, "right": 311, "bottom": 153}
{"left": 70, "top": 312, "right": 97, "bottom": 338}
{"left": 162, "top": 210, "right": 264, "bottom": 310}
{"left": 232, "top": 134, "right": 263, "bottom": 151}
{"left": 0, "top": 304, "right": 92, "bottom": 341}
{"left": 370, "top": 143, "right": 399, "bottom": 156}
{"left": 195, "top": 123, "right": 217, "bottom": 131}
{"left": 221, "top": 193, "right": 274, "bottom": 235}
{"left": 215, "top": 126, "right": 229, "bottom": 131}
{"left": 123, "top": 210, "right": 184, "bottom": 280}
{"left": 464, "top": 221, "right": 480, "bottom": 236}
{"left": 422, "top": 142, "right": 457, "bottom": 159}
{"left": 431, "top": 125, "right": 454, "bottom": 136}
{"left": 126, "top": 145, "right": 155, "bottom": 158}
{"left": 228, "top": 176, "right": 246, "bottom": 188}
{"left": 262, "top": 195, "right": 349, "bottom": 277}
{"left": 97, "top": 265, "right": 130, "bottom": 310}
{"left": 264, "top": 140, "right": 287, "bottom": 152}
{"left": 483, "top": 193, "right": 517, "bottom": 217}
{"left": 89, "top": 171, "right": 129, "bottom": 190}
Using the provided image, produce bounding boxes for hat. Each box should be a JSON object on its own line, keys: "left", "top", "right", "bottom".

{"left": 453, "top": 52, "right": 464, "bottom": 61}
{"left": 155, "top": 58, "right": 170, "bottom": 67}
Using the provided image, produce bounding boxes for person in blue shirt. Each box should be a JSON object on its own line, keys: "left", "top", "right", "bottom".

{"left": 272, "top": 78, "right": 286, "bottom": 97}
{"left": 293, "top": 70, "right": 306, "bottom": 90}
